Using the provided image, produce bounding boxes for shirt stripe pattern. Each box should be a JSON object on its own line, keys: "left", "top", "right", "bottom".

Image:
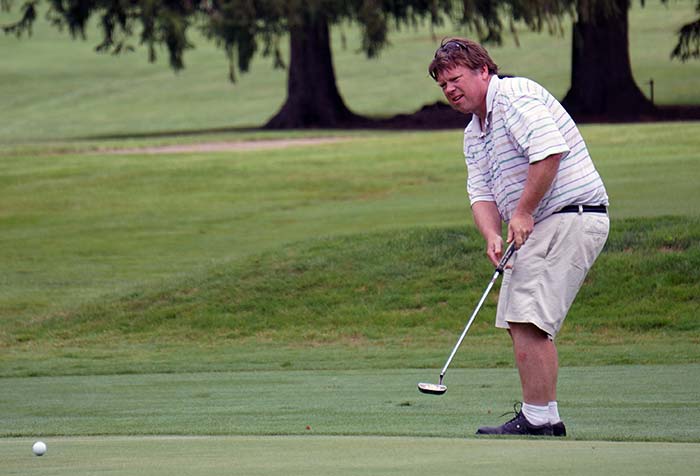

{"left": 464, "top": 76, "right": 609, "bottom": 223}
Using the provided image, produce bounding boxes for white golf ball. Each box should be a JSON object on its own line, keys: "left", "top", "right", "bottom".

{"left": 32, "top": 441, "right": 47, "bottom": 456}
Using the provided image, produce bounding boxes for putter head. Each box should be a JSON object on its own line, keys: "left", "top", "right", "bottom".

{"left": 417, "top": 382, "right": 447, "bottom": 395}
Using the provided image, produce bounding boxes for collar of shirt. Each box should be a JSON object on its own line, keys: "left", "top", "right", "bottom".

{"left": 464, "top": 74, "right": 500, "bottom": 139}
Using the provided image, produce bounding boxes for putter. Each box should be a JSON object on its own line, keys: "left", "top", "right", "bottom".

{"left": 418, "top": 243, "right": 516, "bottom": 395}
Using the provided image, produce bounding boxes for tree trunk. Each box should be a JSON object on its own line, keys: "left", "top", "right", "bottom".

{"left": 562, "top": 0, "right": 656, "bottom": 120}
{"left": 265, "top": 12, "right": 365, "bottom": 129}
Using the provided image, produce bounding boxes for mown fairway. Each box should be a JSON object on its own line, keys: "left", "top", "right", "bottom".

{"left": 2, "top": 366, "right": 700, "bottom": 440}
{"left": 3, "top": 436, "right": 699, "bottom": 476}
{"left": 2, "top": 365, "right": 700, "bottom": 474}
{"left": 1, "top": 2, "right": 700, "bottom": 475}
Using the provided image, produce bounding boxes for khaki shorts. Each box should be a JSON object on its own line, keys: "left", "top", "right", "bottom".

{"left": 496, "top": 211, "right": 609, "bottom": 338}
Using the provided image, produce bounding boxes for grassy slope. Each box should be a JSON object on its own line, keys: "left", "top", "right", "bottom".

{"left": 1, "top": 2, "right": 698, "bottom": 144}
{"left": 2, "top": 216, "right": 699, "bottom": 377}
{"left": 15, "top": 218, "right": 700, "bottom": 341}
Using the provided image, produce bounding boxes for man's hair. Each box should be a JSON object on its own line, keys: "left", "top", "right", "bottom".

{"left": 428, "top": 37, "right": 498, "bottom": 81}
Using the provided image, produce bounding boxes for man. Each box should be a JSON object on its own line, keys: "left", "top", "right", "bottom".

{"left": 429, "top": 38, "right": 609, "bottom": 436}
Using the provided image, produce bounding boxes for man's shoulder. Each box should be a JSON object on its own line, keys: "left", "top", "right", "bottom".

{"left": 494, "top": 76, "right": 545, "bottom": 99}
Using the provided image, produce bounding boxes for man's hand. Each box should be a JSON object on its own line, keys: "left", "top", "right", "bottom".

{"left": 472, "top": 201, "right": 505, "bottom": 267}
{"left": 507, "top": 210, "right": 534, "bottom": 249}
{"left": 485, "top": 234, "right": 506, "bottom": 268}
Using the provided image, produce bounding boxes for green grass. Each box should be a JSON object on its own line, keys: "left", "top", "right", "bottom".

{"left": 1, "top": 1, "right": 698, "bottom": 143}
{"left": 2, "top": 3, "right": 700, "bottom": 471}
{"left": 1, "top": 365, "right": 699, "bottom": 441}
{"left": 0, "top": 124, "right": 699, "bottom": 378}
{"left": 1, "top": 124, "right": 698, "bottom": 329}
{"left": 2, "top": 436, "right": 699, "bottom": 476}
{"left": 2, "top": 217, "right": 698, "bottom": 377}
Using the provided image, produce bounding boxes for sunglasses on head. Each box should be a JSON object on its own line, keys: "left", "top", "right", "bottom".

{"left": 435, "top": 40, "right": 468, "bottom": 57}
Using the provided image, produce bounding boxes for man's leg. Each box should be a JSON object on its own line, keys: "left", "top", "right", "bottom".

{"left": 508, "top": 322, "right": 558, "bottom": 405}
{"left": 475, "top": 322, "right": 561, "bottom": 436}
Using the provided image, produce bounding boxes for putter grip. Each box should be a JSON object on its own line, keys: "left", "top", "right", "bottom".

{"left": 495, "top": 243, "right": 516, "bottom": 273}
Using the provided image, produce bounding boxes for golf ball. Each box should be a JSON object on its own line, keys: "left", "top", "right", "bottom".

{"left": 32, "top": 441, "right": 47, "bottom": 456}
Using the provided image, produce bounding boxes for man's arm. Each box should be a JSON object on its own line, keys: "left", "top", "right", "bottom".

{"left": 508, "top": 153, "right": 562, "bottom": 248}
{"left": 472, "top": 201, "right": 505, "bottom": 267}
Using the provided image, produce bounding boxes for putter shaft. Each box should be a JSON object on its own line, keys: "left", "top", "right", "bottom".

{"left": 427, "top": 244, "right": 515, "bottom": 391}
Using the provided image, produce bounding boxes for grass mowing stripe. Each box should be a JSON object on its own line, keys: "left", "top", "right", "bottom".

{"left": 2, "top": 365, "right": 698, "bottom": 442}
{"left": 1, "top": 436, "right": 699, "bottom": 476}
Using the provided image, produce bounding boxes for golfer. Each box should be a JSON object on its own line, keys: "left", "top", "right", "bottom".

{"left": 429, "top": 38, "right": 609, "bottom": 436}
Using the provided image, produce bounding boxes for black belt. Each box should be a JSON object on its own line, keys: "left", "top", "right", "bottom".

{"left": 555, "top": 205, "right": 608, "bottom": 214}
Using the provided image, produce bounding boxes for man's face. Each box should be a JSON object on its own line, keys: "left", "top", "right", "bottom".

{"left": 436, "top": 65, "right": 491, "bottom": 118}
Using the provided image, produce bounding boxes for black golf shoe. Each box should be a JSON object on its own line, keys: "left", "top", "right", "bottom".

{"left": 552, "top": 420, "right": 567, "bottom": 437}
{"left": 476, "top": 405, "right": 553, "bottom": 436}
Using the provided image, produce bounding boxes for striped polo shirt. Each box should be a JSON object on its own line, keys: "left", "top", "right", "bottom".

{"left": 463, "top": 75, "right": 609, "bottom": 223}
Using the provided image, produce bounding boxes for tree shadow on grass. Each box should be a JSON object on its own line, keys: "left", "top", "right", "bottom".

{"left": 81, "top": 102, "right": 700, "bottom": 141}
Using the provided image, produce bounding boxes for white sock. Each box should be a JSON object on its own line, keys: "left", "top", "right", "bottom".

{"left": 548, "top": 401, "right": 561, "bottom": 424}
{"left": 521, "top": 402, "right": 550, "bottom": 426}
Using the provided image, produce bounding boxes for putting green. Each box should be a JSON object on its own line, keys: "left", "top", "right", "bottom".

{"left": 1, "top": 436, "right": 698, "bottom": 475}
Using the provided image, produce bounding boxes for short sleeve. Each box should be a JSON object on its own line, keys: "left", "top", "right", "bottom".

{"left": 502, "top": 95, "right": 570, "bottom": 164}
{"left": 464, "top": 132, "right": 495, "bottom": 205}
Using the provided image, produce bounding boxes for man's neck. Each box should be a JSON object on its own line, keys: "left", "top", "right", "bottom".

{"left": 477, "top": 75, "right": 497, "bottom": 130}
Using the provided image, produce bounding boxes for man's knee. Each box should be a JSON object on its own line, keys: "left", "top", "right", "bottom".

{"left": 509, "top": 322, "right": 550, "bottom": 341}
